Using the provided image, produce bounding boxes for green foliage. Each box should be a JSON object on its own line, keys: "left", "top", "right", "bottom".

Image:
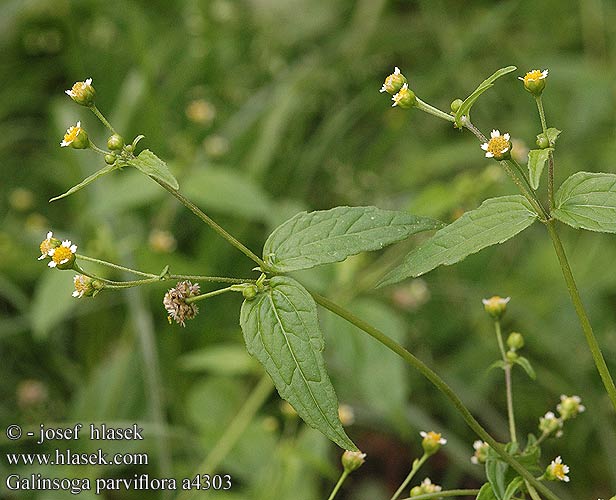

{"left": 453, "top": 66, "right": 517, "bottom": 128}
{"left": 239, "top": 276, "right": 356, "bottom": 450}
{"left": 128, "top": 149, "right": 179, "bottom": 190}
{"left": 554, "top": 172, "right": 616, "bottom": 232}
{"left": 379, "top": 196, "right": 538, "bottom": 286}
{"left": 263, "top": 206, "right": 442, "bottom": 273}
{"left": 527, "top": 148, "right": 552, "bottom": 190}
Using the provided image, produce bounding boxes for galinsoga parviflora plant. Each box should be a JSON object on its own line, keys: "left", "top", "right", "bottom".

{"left": 39, "top": 68, "right": 616, "bottom": 500}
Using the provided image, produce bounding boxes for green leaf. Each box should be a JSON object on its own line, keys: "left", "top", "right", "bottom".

{"left": 476, "top": 482, "right": 497, "bottom": 500}
{"left": 487, "top": 360, "right": 506, "bottom": 372}
{"left": 49, "top": 163, "right": 119, "bottom": 202}
{"left": 263, "top": 206, "right": 443, "bottom": 273}
{"left": 527, "top": 148, "right": 553, "bottom": 190}
{"left": 553, "top": 171, "right": 616, "bottom": 233}
{"left": 379, "top": 196, "right": 538, "bottom": 287}
{"left": 454, "top": 66, "right": 517, "bottom": 127}
{"left": 513, "top": 356, "right": 536, "bottom": 379}
{"left": 545, "top": 127, "right": 561, "bottom": 146}
{"left": 239, "top": 276, "right": 356, "bottom": 450}
{"left": 503, "top": 477, "right": 524, "bottom": 500}
{"left": 486, "top": 453, "right": 508, "bottom": 500}
{"left": 128, "top": 149, "right": 179, "bottom": 190}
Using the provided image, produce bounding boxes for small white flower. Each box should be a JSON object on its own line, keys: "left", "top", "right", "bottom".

{"left": 481, "top": 130, "right": 511, "bottom": 159}
{"left": 380, "top": 66, "right": 402, "bottom": 93}
{"left": 38, "top": 231, "right": 54, "bottom": 260}
{"left": 47, "top": 240, "right": 77, "bottom": 268}
{"left": 546, "top": 456, "right": 570, "bottom": 482}
{"left": 518, "top": 69, "right": 548, "bottom": 83}
{"left": 65, "top": 78, "right": 93, "bottom": 98}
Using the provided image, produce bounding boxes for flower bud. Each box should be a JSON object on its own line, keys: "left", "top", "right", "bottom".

{"left": 380, "top": 67, "right": 407, "bottom": 95}
{"left": 470, "top": 440, "right": 489, "bottom": 465}
{"left": 104, "top": 153, "right": 116, "bottom": 165}
{"left": 391, "top": 84, "right": 416, "bottom": 109}
{"left": 107, "top": 134, "right": 125, "bottom": 151}
{"left": 341, "top": 450, "right": 366, "bottom": 473}
{"left": 450, "top": 98, "right": 463, "bottom": 113}
{"left": 557, "top": 395, "right": 585, "bottom": 420}
{"left": 410, "top": 478, "right": 442, "bottom": 497}
{"left": 507, "top": 332, "right": 524, "bottom": 351}
{"left": 65, "top": 78, "right": 96, "bottom": 106}
{"left": 242, "top": 284, "right": 259, "bottom": 301}
{"left": 420, "top": 431, "right": 446, "bottom": 456}
{"left": 506, "top": 350, "right": 519, "bottom": 363}
{"left": 518, "top": 69, "right": 548, "bottom": 97}
{"left": 536, "top": 133, "right": 550, "bottom": 149}
{"left": 124, "top": 144, "right": 134, "bottom": 153}
{"left": 539, "top": 411, "right": 563, "bottom": 436}
{"left": 72, "top": 275, "right": 103, "bottom": 298}
{"left": 60, "top": 121, "right": 89, "bottom": 149}
{"left": 482, "top": 296, "right": 510, "bottom": 319}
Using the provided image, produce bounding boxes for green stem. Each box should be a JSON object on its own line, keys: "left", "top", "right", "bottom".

{"left": 494, "top": 320, "right": 517, "bottom": 444}
{"left": 399, "top": 490, "right": 480, "bottom": 500}
{"left": 414, "top": 97, "right": 455, "bottom": 122}
{"left": 462, "top": 118, "right": 487, "bottom": 143}
{"left": 87, "top": 141, "right": 109, "bottom": 156}
{"left": 184, "top": 286, "right": 237, "bottom": 304}
{"left": 89, "top": 104, "right": 118, "bottom": 135}
{"left": 545, "top": 220, "right": 616, "bottom": 412}
{"left": 175, "top": 375, "right": 274, "bottom": 500}
{"left": 153, "top": 179, "right": 269, "bottom": 271}
{"left": 498, "top": 160, "right": 547, "bottom": 220}
{"left": 76, "top": 254, "right": 250, "bottom": 284}
{"left": 390, "top": 454, "right": 428, "bottom": 500}
{"left": 326, "top": 471, "right": 350, "bottom": 500}
{"left": 311, "top": 292, "right": 561, "bottom": 500}
{"left": 535, "top": 95, "right": 555, "bottom": 211}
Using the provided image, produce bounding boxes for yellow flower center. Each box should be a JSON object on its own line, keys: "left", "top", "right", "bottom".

{"left": 74, "top": 276, "right": 89, "bottom": 296}
{"left": 523, "top": 70, "right": 544, "bottom": 83}
{"left": 52, "top": 246, "right": 73, "bottom": 265}
{"left": 552, "top": 463, "right": 567, "bottom": 480}
{"left": 63, "top": 125, "right": 82, "bottom": 144}
{"left": 487, "top": 136, "right": 509, "bottom": 156}
{"left": 40, "top": 239, "right": 53, "bottom": 256}
{"left": 425, "top": 431, "right": 441, "bottom": 443}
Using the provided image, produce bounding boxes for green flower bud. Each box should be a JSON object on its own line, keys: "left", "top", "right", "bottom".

{"left": 341, "top": 450, "right": 366, "bottom": 473}
{"left": 104, "top": 153, "right": 116, "bottom": 165}
{"left": 518, "top": 69, "right": 548, "bottom": 97}
{"left": 420, "top": 431, "right": 446, "bottom": 456}
{"left": 124, "top": 144, "right": 134, "bottom": 153}
{"left": 380, "top": 66, "right": 407, "bottom": 95}
{"left": 536, "top": 133, "right": 550, "bottom": 149}
{"left": 65, "top": 78, "right": 96, "bottom": 106}
{"left": 507, "top": 332, "right": 525, "bottom": 351}
{"left": 107, "top": 134, "right": 125, "bottom": 151}
{"left": 450, "top": 98, "right": 463, "bottom": 113}
{"left": 482, "top": 296, "right": 510, "bottom": 319}
{"left": 391, "top": 84, "right": 416, "bottom": 109}
{"left": 557, "top": 395, "right": 585, "bottom": 420}
{"left": 72, "top": 275, "right": 103, "bottom": 298}
{"left": 506, "top": 350, "right": 519, "bottom": 362}
{"left": 242, "top": 284, "right": 259, "bottom": 301}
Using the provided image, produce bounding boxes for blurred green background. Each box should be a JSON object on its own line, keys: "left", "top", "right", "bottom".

{"left": 1, "top": 0, "right": 616, "bottom": 498}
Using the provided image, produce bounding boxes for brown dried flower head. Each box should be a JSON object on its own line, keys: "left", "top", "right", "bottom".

{"left": 163, "top": 281, "right": 200, "bottom": 327}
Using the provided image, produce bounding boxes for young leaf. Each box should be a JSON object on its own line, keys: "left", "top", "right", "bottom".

{"left": 486, "top": 454, "right": 508, "bottom": 500}
{"left": 454, "top": 66, "right": 517, "bottom": 127}
{"left": 239, "top": 276, "right": 357, "bottom": 450}
{"left": 503, "top": 477, "right": 524, "bottom": 500}
{"left": 513, "top": 356, "right": 536, "bottom": 379}
{"left": 545, "top": 127, "right": 561, "bottom": 146}
{"left": 476, "top": 483, "right": 497, "bottom": 500}
{"left": 378, "top": 195, "right": 538, "bottom": 287}
{"left": 128, "top": 149, "right": 179, "bottom": 190}
{"left": 554, "top": 171, "right": 616, "bottom": 232}
{"left": 527, "top": 148, "right": 553, "bottom": 190}
{"left": 263, "top": 206, "right": 443, "bottom": 273}
{"left": 49, "top": 163, "right": 119, "bottom": 202}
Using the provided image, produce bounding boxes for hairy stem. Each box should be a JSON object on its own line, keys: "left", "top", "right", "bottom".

{"left": 545, "top": 220, "right": 616, "bottom": 412}
{"left": 390, "top": 454, "right": 428, "bottom": 500}
{"left": 311, "top": 292, "right": 561, "bottom": 500}
{"left": 494, "top": 320, "right": 517, "bottom": 444}
{"left": 326, "top": 471, "right": 350, "bottom": 500}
